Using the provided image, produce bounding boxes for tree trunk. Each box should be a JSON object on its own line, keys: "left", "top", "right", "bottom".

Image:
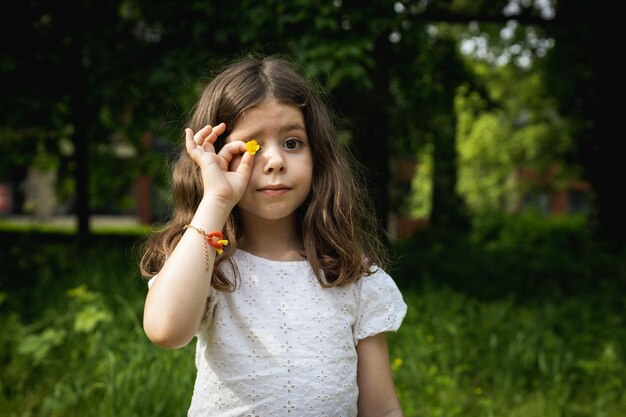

{"left": 341, "top": 34, "right": 392, "bottom": 234}
{"left": 65, "top": 1, "right": 91, "bottom": 243}
{"left": 430, "top": 112, "right": 468, "bottom": 231}
{"left": 544, "top": 1, "right": 625, "bottom": 249}
{"left": 428, "top": 39, "right": 469, "bottom": 232}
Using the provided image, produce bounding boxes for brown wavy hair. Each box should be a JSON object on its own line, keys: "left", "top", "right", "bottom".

{"left": 140, "top": 53, "right": 388, "bottom": 290}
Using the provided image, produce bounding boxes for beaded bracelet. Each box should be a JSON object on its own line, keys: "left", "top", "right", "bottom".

{"left": 183, "top": 225, "right": 229, "bottom": 270}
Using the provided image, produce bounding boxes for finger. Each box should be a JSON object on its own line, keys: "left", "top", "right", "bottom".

{"left": 235, "top": 151, "right": 255, "bottom": 180}
{"left": 195, "top": 122, "right": 227, "bottom": 146}
{"left": 216, "top": 141, "right": 247, "bottom": 164}
{"left": 205, "top": 122, "right": 226, "bottom": 145}
{"left": 212, "top": 122, "right": 227, "bottom": 137}
{"left": 194, "top": 124, "right": 214, "bottom": 146}
{"left": 184, "top": 128, "right": 197, "bottom": 154}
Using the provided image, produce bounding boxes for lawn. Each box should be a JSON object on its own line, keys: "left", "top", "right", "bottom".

{"left": 1, "top": 219, "right": 624, "bottom": 416}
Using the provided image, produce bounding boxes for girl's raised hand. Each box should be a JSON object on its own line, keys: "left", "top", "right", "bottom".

{"left": 185, "top": 123, "right": 255, "bottom": 208}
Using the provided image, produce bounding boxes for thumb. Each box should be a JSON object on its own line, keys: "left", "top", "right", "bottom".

{"left": 235, "top": 151, "right": 255, "bottom": 181}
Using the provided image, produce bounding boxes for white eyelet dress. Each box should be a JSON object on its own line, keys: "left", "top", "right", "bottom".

{"left": 157, "top": 250, "right": 407, "bottom": 417}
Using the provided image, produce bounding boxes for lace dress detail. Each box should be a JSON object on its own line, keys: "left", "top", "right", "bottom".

{"left": 154, "top": 250, "right": 407, "bottom": 417}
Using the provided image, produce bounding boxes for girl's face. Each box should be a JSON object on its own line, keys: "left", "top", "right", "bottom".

{"left": 226, "top": 99, "right": 313, "bottom": 225}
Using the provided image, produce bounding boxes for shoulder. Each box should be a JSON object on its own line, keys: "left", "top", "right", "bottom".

{"left": 355, "top": 266, "right": 401, "bottom": 296}
{"left": 353, "top": 266, "right": 407, "bottom": 342}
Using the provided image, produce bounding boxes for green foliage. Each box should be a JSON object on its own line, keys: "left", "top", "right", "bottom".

{"left": 409, "top": 143, "right": 434, "bottom": 218}
{"left": 1, "top": 226, "right": 624, "bottom": 416}
{"left": 456, "top": 110, "right": 515, "bottom": 210}
{"left": 391, "top": 27, "right": 472, "bottom": 225}
{"left": 389, "top": 288, "right": 626, "bottom": 416}
{"left": 393, "top": 212, "right": 624, "bottom": 299}
{"left": 0, "top": 237, "right": 195, "bottom": 416}
{"left": 454, "top": 61, "right": 573, "bottom": 213}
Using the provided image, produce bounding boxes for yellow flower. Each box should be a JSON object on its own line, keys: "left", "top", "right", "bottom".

{"left": 391, "top": 357, "right": 403, "bottom": 373}
{"left": 474, "top": 387, "right": 484, "bottom": 396}
{"left": 245, "top": 139, "right": 260, "bottom": 155}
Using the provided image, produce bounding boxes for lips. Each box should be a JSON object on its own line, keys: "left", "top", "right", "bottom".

{"left": 257, "top": 184, "right": 291, "bottom": 196}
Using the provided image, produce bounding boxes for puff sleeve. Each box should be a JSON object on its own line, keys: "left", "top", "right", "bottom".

{"left": 353, "top": 268, "right": 407, "bottom": 345}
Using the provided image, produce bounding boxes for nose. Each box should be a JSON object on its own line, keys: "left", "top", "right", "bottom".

{"left": 262, "top": 144, "right": 286, "bottom": 174}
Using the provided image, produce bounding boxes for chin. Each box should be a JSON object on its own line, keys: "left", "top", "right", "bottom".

{"left": 239, "top": 207, "right": 289, "bottom": 221}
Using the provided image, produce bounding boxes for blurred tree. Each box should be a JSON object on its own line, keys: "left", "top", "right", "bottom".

{"left": 431, "top": 0, "right": 623, "bottom": 246}
{"left": 7, "top": 0, "right": 614, "bottom": 247}
{"left": 421, "top": 36, "right": 470, "bottom": 230}
{"left": 541, "top": 0, "right": 625, "bottom": 248}
{"left": 393, "top": 28, "right": 472, "bottom": 230}
{"left": 389, "top": 1, "right": 556, "bottom": 229}
{"left": 455, "top": 60, "right": 572, "bottom": 213}
{"left": 0, "top": 1, "right": 121, "bottom": 241}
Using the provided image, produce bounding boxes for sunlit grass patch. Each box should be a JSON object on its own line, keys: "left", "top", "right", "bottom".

{"left": 388, "top": 287, "right": 626, "bottom": 417}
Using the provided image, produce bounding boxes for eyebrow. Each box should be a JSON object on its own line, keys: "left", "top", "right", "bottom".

{"left": 242, "top": 123, "right": 306, "bottom": 140}
{"left": 284, "top": 123, "right": 306, "bottom": 133}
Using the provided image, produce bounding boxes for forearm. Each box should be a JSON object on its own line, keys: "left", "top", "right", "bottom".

{"left": 357, "top": 398, "right": 404, "bottom": 417}
{"left": 358, "top": 410, "right": 403, "bottom": 417}
{"left": 380, "top": 409, "right": 404, "bottom": 417}
{"left": 356, "top": 333, "right": 404, "bottom": 417}
{"left": 143, "top": 197, "right": 232, "bottom": 349}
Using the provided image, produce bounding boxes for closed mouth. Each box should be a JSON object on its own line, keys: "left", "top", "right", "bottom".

{"left": 257, "top": 185, "right": 291, "bottom": 196}
{"left": 258, "top": 184, "right": 291, "bottom": 191}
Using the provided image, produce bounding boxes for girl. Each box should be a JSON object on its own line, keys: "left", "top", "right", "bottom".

{"left": 141, "top": 54, "right": 407, "bottom": 417}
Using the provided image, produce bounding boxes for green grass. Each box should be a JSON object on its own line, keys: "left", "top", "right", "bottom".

{"left": 1, "top": 235, "right": 196, "bottom": 416}
{"left": 0, "top": 219, "right": 152, "bottom": 236}
{"left": 388, "top": 287, "right": 626, "bottom": 416}
{"left": 1, "top": 229, "right": 624, "bottom": 416}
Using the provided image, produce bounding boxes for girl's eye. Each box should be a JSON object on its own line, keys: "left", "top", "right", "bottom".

{"left": 283, "top": 138, "right": 303, "bottom": 150}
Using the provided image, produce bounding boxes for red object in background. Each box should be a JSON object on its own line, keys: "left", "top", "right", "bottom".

{"left": 0, "top": 183, "right": 13, "bottom": 214}
{"left": 136, "top": 176, "right": 151, "bottom": 225}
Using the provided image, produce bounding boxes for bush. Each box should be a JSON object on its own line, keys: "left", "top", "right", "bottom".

{"left": 0, "top": 233, "right": 195, "bottom": 416}
{"left": 392, "top": 212, "right": 625, "bottom": 300}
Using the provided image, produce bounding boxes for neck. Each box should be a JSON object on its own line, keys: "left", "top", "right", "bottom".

{"left": 238, "top": 212, "right": 305, "bottom": 261}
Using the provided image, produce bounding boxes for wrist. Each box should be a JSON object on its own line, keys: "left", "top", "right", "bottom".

{"left": 191, "top": 196, "right": 233, "bottom": 229}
